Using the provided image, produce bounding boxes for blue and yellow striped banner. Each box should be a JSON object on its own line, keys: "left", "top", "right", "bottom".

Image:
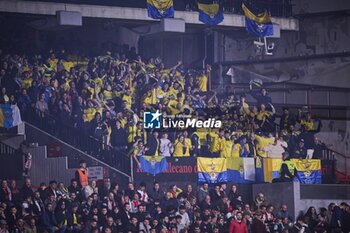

{"left": 198, "top": 3, "right": 224, "bottom": 25}
{"left": 242, "top": 3, "right": 273, "bottom": 37}
{"left": 291, "top": 159, "right": 322, "bottom": 184}
{"left": 147, "top": 0, "right": 174, "bottom": 19}
{"left": 197, "top": 157, "right": 227, "bottom": 184}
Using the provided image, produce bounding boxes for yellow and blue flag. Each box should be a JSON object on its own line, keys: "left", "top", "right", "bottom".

{"left": 197, "top": 157, "right": 227, "bottom": 184}
{"left": 226, "top": 158, "right": 255, "bottom": 183}
{"left": 242, "top": 3, "right": 273, "bottom": 37}
{"left": 147, "top": 0, "right": 174, "bottom": 19}
{"left": 140, "top": 156, "right": 168, "bottom": 175}
{"left": 291, "top": 159, "right": 322, "bottom": 184}
{"left": 0, "top": 105, "right": 22, "bottom": 129}
{"left": 198, "top": 3, "right": 224, "bottom": 25}
{"left": 255, "top": 158, "right": 282, "bottom": 183}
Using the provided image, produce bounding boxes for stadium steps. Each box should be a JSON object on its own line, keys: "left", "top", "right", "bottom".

{"left": 1, "top": 122, "right": 132, "bottom": 186}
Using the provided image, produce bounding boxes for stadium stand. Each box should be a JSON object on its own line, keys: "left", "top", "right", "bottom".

{"left": 0, "top": 45, "right": 347, "bottom": 233}
{"left": 0, "top": 0, "right": 349, "bottom": 233}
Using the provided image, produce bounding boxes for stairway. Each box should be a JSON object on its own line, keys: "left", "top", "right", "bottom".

{"left": 1, "top": 122, "right": 132, "bottom": 186}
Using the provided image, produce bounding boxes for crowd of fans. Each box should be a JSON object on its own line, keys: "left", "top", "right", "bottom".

{"left": 0, "top": 177, "right": 349, "bottom": 233}
{"left": 0, "top": 47, "right": 326, "bottom": 168}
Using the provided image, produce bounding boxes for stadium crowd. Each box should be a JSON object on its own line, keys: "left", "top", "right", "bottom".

{"left": 0, "top": 175, "right": 349, "bottom": 233}
{"left": 0, "top": 47, "right": 325, "bottom": 168}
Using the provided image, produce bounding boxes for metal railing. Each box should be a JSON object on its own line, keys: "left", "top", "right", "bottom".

{"left": 25, "top": 108, "right": 132, "bottom": 177}
{"left": 0, "top": 141, "right": 18, "bottom": 155}
{"left": 322, "top": 148, "right": 350, "bottom": 183}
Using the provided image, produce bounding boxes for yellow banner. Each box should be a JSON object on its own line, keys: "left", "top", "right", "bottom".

{"left": 242, "top": 3, "right": 271, "bottom": 24}
{"left": 226, "top": 157, "right": 243, "bottom": 170}
{"left": 198, "top": 3, "right": 220, "bottom": 16}
{"left": 291, "top": 159, "right": 321, "bottom": 171}
{"left": 197, "top": 157, "right": 227, "bottom": 173}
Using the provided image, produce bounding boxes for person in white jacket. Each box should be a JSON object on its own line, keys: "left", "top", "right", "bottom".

{"left": 176, "top": 205, "right": 191, "bottom": 230}
{"left": 159, "top": 132, "right": 174, "bottom": 156}
{"left": 265, "top": 135, "right": 288, "bottom": 158}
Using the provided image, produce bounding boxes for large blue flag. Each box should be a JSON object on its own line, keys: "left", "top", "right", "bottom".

{"left": 140, "top": 156, "right": 168, "bottom": 175}
{"left": 242, "top": 3, "right": 273, "bottom": 37}
{"left": 147, "top": 0, "right": 174, "bottom": 19}
{"left": 292, "top": 159, "right": 322, "bottom": 184}
{"left": 198, "top": 3, "right": 224, "bottom": 25}
{"left": 0, "top": 104, "right": 22, "bottom": 129}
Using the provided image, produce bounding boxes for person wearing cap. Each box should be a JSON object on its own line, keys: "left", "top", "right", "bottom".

{"left": 292, "top": 138, "right": 307, "bottom": 159}
{"left": 75, "top": 160, "right": 89, "bottom": 189}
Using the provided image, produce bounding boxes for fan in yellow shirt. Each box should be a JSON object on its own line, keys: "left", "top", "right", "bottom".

{"left": 103, "top": 84, "right": 113, "bottom": 101}
{"left": 197, "top": 64, "right": 211, "bottom": 93}
{"left": 167, "top": 93, "right": 184, "bottom": 115}
{"left": 209, "top": 129, "right": 225, "bottom": 156}
{"left": 252, "top": 132, "right": 275, "bottom": 158}
{"left": 84, "top": 100, "right": 97, "bottom": 122}
{"left": 300, "top": 112, "right": 314, "bottom": 131}
{"left": 197, "top": 74, "right": 208, "bottom": 93}
{"left": 122, "top": 89, "right": 133, "bottom": 109}
{"left": 173, "top": 135, "right": 190, "bottom": 157}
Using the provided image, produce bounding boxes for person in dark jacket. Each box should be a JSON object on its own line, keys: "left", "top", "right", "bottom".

{"left": 148, "top": 182, "right": 165, "bottom": 203}
{"left": 110, "top": 120, "right": 128, "bottom": 166}
{"left": 41, "top": 203, "right": 59, "bottom": 233}
{"left": 291, "top": 216, "right": 311, "bottom": 233}
{"left": 250, "top": 88, "right": 272, "bottom": 107}
{"left": 55, "top": 200, "right": 68, "bottom": 233}
{"left": 292, "top": 139, "right": 307, "bottom": 159}
{"left": 20, "top": 178, "right": 34, "bottom": 202}
{"left": 330, "top": 204, "right": 343, "bottom": 233}
{"left": 279, "top": 108, "right": 296, "bottom": 131}
{"left": 251, "top": 212, "right": 266, "bottom": 233}
{"left": 67, "top": 204, "right": 82, "bottom": 233}
{"left": 146, "top": 130, "right": 160, "bottom": 156}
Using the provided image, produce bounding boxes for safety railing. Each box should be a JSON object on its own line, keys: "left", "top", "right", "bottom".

{"left": 25, "top": 107, "right": 131, "bottom": 176}
{"left": 322, "top": 148, "right": 350, "bottom": 183}
{"left": 0, "top": 141, "right": 18, "bottom": 155}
